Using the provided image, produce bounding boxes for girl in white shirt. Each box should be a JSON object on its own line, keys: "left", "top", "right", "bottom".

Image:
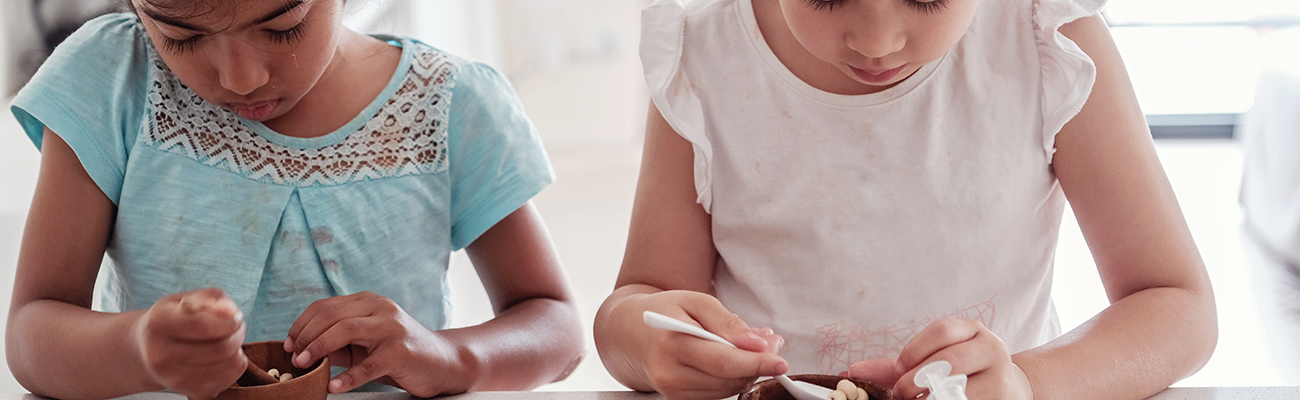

{"left": 594, "top": 0, "right": 1216, "bottom": 398}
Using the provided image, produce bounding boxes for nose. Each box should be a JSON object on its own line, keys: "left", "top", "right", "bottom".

{"left": 846, "top": 20, "right": 905, "bottom": 59}
{"left": 211, "top": 37, "right": 269, "bottom": 96}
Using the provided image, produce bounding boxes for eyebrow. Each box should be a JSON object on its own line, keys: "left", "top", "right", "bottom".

{"left": 256, "top": 0, "right": 306, "bottom": 25}
{"left": 141, "top": 0, "right": 306, "bottom": 33}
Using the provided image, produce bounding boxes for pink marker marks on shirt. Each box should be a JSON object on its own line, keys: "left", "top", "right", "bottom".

{"left": 814, "top": 297, "right": 997, "bottom": 374}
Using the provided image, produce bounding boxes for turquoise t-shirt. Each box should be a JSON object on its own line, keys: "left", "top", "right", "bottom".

{"left": 10, "top": 14, "right": 554, "bottom": 342}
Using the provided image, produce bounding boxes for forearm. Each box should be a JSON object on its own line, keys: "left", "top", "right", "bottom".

{"left": 438, "top": 296, "right": 584, "bottom": 392}
{"left": 6, "top": 300, "right": 159, "bottom": 400}
{"left": 1013, "top": 285, "right": 1216, "bottom": 400}
{"left": 594, "top": 284, "right": 664, "bottom": 392}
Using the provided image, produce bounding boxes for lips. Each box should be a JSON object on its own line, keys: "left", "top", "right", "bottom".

{"left": 229, "top": 100, "right": 279, "bottom": 121}
{"left": 850, "top": 65, "right": 905, "bottom": 84}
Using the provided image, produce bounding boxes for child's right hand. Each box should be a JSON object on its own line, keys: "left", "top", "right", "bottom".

{"left": 627, "top": 291, "right": 787, "bottom": 400}
{"left": 134, "top": 288, "right": 247, "bottom": 399}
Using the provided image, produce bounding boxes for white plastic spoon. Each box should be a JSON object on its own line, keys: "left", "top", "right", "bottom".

{"left": 643, "top": 311, "right": 835, "bottom": 400}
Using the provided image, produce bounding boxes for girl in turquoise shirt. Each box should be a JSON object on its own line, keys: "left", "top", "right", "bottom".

{"left": 7, "top": 0, "right": 583, "bottom": 398}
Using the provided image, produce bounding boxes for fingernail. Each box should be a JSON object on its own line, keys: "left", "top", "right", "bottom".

{"left": 746, "top": 331, "right": 764, "bottom": 341}
{"left": 894, "top": 360, "right": 906, "bottom": 374}
{"left": 295, "top": 350, "right": 312, "bottom": 367}
{"left": 283, "top": 337, "right": 294, "bottom": 352}
{"left": 329, "top": 379, "right": 344, "bottom": 393}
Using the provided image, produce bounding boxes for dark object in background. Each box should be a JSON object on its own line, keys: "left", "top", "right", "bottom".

{"left": 19, "top": 0, "right": 125, "bottom": 85}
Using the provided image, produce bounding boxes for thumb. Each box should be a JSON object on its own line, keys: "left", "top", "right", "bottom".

{"left": 689, "top": 309, "right": 768, "bottom": 353}
{"left": 847, "top": 358, "right": 902, "bottom": 388}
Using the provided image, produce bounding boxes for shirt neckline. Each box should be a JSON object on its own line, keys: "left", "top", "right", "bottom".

{"left": 242, "top": 35, "right": 414, "bottom": 149}
{"left": 735, "top": 0, "right": 945, "bottom": 107}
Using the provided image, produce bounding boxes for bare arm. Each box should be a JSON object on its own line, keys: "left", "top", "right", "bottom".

{"left": 455, "top": 201, "right": 586, "bottom": 390}
{"left": 593, "top": 103, "right": 786, "bottom": 399}
{"left": 286, "top": 202, "right": 585, "bottom": 396}
{"left": 7, "top": 130, "right": 247, "bottom": 400}
{"left": 1013, "top": 14, "right": 1217, "bottom": 399}
{"left": 6, "top": 129, "right": 148, "bottom": 399}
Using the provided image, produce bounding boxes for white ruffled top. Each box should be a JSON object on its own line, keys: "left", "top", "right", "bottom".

{"left": 640, "top": 0, "right": 1105, "bottom": 374}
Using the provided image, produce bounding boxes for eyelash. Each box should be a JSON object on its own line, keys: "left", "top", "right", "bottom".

{"left": 160, "top": 22, "right": 307, "bottom": 54}
{"left": 269, "top": 22, "right": 307, "bottom": 45}
{"left": 162, "top": 36, "right": 201, "bottom": 53}
{"left": 805, "top": 0, "right": 949, "bottom": 13}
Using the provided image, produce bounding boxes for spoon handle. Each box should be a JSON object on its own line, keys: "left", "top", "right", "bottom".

{"left": 643, "top": 311, "right": 737, "bottom": 348}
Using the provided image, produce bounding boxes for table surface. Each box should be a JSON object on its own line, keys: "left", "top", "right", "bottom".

{"left": 7, "top": 387, "right": 1300, "bottom": 400}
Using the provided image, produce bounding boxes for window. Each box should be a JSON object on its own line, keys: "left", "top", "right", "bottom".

{"left": 1104, "top": 0, "right": 1300, "bottom": 138}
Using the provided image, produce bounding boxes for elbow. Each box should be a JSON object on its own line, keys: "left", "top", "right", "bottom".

{"left": 1185, "top": 277, "right": 1219, "bottom": 378}
{"left": 552, "top": 299, "right": 587, "bottom": 384}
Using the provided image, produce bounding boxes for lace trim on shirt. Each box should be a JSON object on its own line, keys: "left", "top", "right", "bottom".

{"left": 142, "top": 44, "right": 456, "bottom": 187}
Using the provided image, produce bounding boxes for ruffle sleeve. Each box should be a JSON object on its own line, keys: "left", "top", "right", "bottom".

{"left": 641, "top": 0, "right": 715, "bottom": 212}
{"left": 1034, "top": 0, "right": 1106, "bottom": 163}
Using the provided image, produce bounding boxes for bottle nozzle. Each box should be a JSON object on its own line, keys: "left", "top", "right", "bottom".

{"left": 913, "top": 361, "right": 969, "bottom": 400}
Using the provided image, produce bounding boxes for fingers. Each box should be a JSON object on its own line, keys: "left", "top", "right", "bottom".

{"left": 751, "top": 327, "right": 785, "bottom": 354}
{"left": 286, "top": 292, "right": 394, "bottom": 367}
{"left": 158, "top": 289, "right": 244, "bottom": 342}
{"left": 328, "top": 346, "right": 397, "bottom": 393}
{"left": 137, "top": 318, "right": 248, "bottom": 398}
{"left": 639, "top": 296, "right": 789, "bottom": 399}
{"left": 286, "top": 292, "right": 429, "bottom": 393}
{"left": 676, "top": 333, "right": 788, "bottom": 379}
{"left": 682, "top": 300, "right": 769, "bottom": 353}
{"left": 892, "top": 319, "right": 1021, "bottom": 400}
{"left": 847, "top": 358, "right": 902, "bottom": 389}
{"left": 896, "top": 318, "right": 983, "bottom": 371}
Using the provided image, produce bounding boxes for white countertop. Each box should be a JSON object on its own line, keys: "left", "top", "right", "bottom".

{"left": 7, "top": 387, "right": 1300, "bottom": 400}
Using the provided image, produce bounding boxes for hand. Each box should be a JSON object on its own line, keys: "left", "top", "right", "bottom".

{"left": 134, "top": 288, "right": 247, "bottom": 399}
{"left": 638, "top": 291, "right": 787, "bottom": 400}
{"left": 284, "top": 291, "right": 460, "bottom": 397}
{"left": 848, "top": 319, "right": 1032, "bottom": 400}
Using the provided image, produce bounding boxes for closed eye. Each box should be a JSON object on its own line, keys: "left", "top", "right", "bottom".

{"left": 906, "top": 0, "right": 949, "bottom": 14}
{"left": 268, "top": 22, "right": 307, "bottom": 45}
{"left": 805, "top": 0, "right": 847, "bottom": 11}
{"left": 163, "top": 35, "right": 203, "bottom": 53}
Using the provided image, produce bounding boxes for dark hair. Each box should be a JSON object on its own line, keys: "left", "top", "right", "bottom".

{"left": 121, "top": 0, "right": 227, "bottom": 21}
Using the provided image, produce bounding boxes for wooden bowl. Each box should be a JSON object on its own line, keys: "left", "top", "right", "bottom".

{"left": 738, "top": 375, "right": 891, "bottom": 400}
{"left": 211, "top": 340, "right": 329, "bottom": 400}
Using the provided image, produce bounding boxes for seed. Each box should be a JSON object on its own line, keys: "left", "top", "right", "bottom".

{"left": 279, "top": 373, "right": 293, "bottom": 382}
{"left": 267, "top": 368, "right": 280, "bottom": 379}
{"left": 857, "top": 388, "right": 869, "bottom": 400}
{"left": 837, "top": 380, "right": 858, "bottom": 399}
{"left": 829, "top": 390, "right": 847, "bottom": 400}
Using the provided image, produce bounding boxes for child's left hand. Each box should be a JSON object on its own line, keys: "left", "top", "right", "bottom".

{"left": 284, "top": 291, "right": 465, "bottom": 396}
{"left": 847, "top": 318, "right": 1033, "bottom": 400}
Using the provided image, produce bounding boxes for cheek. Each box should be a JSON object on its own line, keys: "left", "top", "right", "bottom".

{"left": 156, "top": 51, "right": 222, "bottom": 97}
{"left": 276, "top": 26, "right": 338, "bottom": 86}
{"left": 782, "top": 8, "right": 842, "bottom": 59}
{"left": 911, "top": 13, "right": 975, "bottom": 61}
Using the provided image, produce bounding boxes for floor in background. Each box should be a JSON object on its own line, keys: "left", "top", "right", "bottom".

{"left": 0, "top": 114, "right": 1283, "bottom": 393}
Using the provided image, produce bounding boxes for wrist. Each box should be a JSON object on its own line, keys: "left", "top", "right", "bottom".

{"left": 124, "top": 310, "right": 166, "bottom": 392}
{"left": 594, "top": 291, "right": 657, "bottom": 391}
{"left": 1010, "top": 359, "right": 1036, "bottom": 400}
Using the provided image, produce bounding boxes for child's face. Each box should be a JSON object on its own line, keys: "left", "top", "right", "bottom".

{"left": 777, "top": 0, "right": 979, "bottom": 90}
{"left": 132, "top": 0, "right": 342, "bottom": 122}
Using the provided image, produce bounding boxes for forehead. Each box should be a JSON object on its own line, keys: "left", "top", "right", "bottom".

{"left": 134, "top": 0, "right": 305, "bottom": 29}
